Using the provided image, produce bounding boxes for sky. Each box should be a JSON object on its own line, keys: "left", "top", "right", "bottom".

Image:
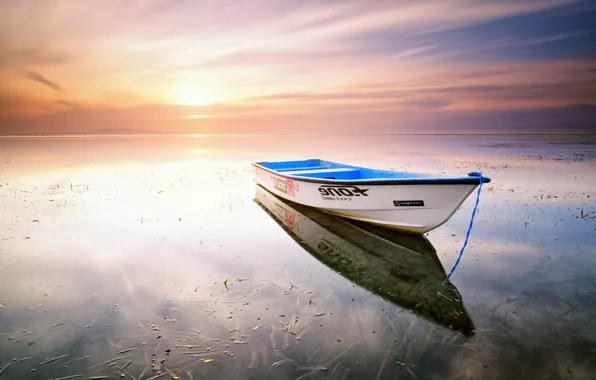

{"left": 0, "top": 0, "right": 595, "bottom": 135}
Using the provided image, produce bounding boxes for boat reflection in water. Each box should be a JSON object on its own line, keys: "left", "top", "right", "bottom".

{"left": 254, "top": 184, "right": 475, "bottom": 336}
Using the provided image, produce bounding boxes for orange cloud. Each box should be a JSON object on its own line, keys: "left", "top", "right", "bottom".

{"left": 22, "top": 70, "right": 62, "bottom": 91}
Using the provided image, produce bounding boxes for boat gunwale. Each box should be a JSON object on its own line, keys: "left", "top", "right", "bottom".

{"left": 252, "top": 160, "right": 492, "bottom": 186}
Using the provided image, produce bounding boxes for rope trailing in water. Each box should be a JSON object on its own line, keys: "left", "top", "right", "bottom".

{"left": 443, "top": 172, "right": 485, "bottom": 285}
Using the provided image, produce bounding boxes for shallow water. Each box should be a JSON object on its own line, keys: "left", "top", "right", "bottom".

{"left": 0, "top": 134, "right": 595, "bottom": 380}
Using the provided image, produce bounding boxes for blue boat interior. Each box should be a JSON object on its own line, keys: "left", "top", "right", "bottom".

{"left": 254, "top": 158, "right": 492, "bottom": 184}
{"left": 256, "top": 159, "right": 427, "bottom": 180}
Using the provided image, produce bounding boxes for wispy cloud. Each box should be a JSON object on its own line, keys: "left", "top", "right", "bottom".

{"left": 136, "top": 0, "right": 191, "bottom": 19}
{"left": 246, "top": 61, "right": 596, "bottom": 110}
{"left": 22, "top": 70, "right": 62, "bottom": 91}
{"left": 54, "top": 100, "right": 81, "bottom": 108}
{"left": 0, "top": 46, "right": 74, "bottom": 67}
{"left": 478, "top": 29, "right": 596, "bottom": 51}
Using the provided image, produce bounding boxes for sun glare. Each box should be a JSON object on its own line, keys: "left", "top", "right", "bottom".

{"left": 171, "top": 84, "right": 217, "bottom": 106}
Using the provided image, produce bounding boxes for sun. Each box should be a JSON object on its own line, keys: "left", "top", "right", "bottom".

{"left": 171, "top": 84, "right": 217, "bottom": 106}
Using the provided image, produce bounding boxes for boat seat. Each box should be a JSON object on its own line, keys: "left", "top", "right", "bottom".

{"left": 283, "top": 168, "right": 360, "bottom": 177}
{"left": 276, "top": 165, "right": 328, "bottom": 172}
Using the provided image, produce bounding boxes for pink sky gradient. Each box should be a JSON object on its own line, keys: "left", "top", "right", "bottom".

{"left": 1, "top": 0, "right": 595, "bottom": 134}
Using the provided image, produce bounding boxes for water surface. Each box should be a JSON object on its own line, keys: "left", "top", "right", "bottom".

{"left": 1, "top": 135, "right": 595, "bottom": 379}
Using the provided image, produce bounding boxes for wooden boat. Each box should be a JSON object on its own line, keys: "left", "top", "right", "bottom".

{"left": 253, "top": 159, "right": 491, "bottom": 233}
{"left": 254, "top": 184, "right": 476, "bottom": 336}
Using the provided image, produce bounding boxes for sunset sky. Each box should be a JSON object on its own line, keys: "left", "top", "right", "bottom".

{"left": 1, "top": 0, "right": 595, "bottom": 135}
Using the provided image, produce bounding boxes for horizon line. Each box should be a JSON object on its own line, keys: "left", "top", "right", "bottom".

{"left": 1, "top": 132, "right": 596, "bottom": 138}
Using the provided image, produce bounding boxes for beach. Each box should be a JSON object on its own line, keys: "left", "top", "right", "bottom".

{"left": 1, "top": 134, "right": 595, "bottom": 380}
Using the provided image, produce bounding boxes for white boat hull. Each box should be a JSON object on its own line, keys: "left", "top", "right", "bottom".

{"left": 254, "top": 166, "right": 479, "bottom": 233}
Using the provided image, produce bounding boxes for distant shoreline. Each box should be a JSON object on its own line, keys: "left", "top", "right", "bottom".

{"left": 1, "top": 133, "right": 595, "bottom": 137}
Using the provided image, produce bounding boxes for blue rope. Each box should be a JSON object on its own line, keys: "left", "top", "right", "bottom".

{"left": 443, "top": 173, "right": 485, "bottom": 284}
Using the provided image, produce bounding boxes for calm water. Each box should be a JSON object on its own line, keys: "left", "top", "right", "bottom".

{"left": 0, "top": 135, "right": 595, "bottom": 380}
